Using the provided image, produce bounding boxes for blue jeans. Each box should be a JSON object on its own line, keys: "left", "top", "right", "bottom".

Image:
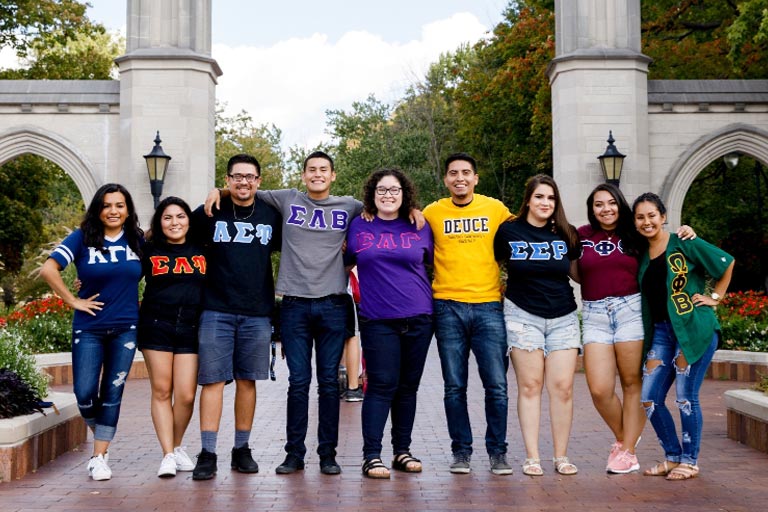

{"left": 434, "top": 299, "right": 509, "bottom": 456}
{"left": 359, "top": 314, "right": 433, "bottom": 460}
{"left": 281, "top": 295, "right": 347, "bottom": 459}
{"left": 71, "top": 326, "right": 138, "bottom": 441}
{"left": 641, "top": 322, "right": 718, "bottom": 465}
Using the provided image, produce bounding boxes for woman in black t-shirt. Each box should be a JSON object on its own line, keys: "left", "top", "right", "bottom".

{"left": 493, "top": 174, "right": 581, "bottom": 477}
{"left": 139, "top": 197, "right": 207, "bottom": 478}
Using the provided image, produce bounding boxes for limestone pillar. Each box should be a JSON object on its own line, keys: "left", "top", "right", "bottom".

{"left": 116, "top": 0, "right": 221, "bottom": 225}
{"left": 548, "top": 0, "right": 650, "bottom": 226}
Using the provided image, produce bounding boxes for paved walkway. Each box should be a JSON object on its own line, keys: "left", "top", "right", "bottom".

{"left": 3, "top": 345, "right": 768, "bottom": 511}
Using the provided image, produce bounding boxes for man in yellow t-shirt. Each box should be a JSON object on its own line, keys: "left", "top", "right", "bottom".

{"left": 422, "top": 153, "right": 514, "bottom": 476}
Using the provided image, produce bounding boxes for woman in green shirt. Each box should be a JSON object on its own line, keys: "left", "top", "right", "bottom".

{"left": 633, "top": 192, "right": 734, "bottom": 481}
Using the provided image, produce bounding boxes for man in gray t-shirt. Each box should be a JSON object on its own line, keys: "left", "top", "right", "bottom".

{"left": 207, "top": 151, "right": 362, "bottom": 475}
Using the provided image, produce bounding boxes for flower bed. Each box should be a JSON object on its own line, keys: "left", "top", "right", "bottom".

{"left": 718, "top": 291, "right": 768, "bottom": 352}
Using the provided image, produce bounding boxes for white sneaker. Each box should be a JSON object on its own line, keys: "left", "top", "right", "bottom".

{"left": 173, "top": 446, "right": 195, "bottom": 472}
{"left": 158, "top": 453, "right": 177, "bottom": 477}
{"left": 87, "top": 454, "right": 112, "bottom": 481}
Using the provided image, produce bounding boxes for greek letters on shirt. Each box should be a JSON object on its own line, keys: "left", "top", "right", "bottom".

{"left": 87, "top": 245, "right": 140, "bottom": 264}
{"left": 581, "top": 238, "right": 624, "bottom": 256}
{"left": 668, "top": 251, "right": 694, "bottom": 316}
{"left": 286, "top": 204, "right": 349, "bottom": 230}
{"left": 506, "top": 240, "right": 568, "bottom": 260}
{"left": 212, "top": 221, "right": 273, "bottom": 245}
{"left": 149, "top": 255, "right": 207, "bottom": 276}
{"left": 353, "top": 231, "right": 422, "bottom": 252}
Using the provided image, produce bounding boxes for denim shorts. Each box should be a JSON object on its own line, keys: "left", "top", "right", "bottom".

{"left": 197, "top": 310, "right": 271, "bottom": 384}
{"left": 582, "top": 293, "right": 644, "bottom": 345}
{"left": 503, "top": 299, "right": 580, "bottom": 356}
{"left": 137, "top": 309, "right": 200, "bottom": 354}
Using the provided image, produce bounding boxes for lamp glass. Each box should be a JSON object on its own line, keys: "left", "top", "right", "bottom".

{"left": 723, "top": 153, "right": 740, "bottom": 170}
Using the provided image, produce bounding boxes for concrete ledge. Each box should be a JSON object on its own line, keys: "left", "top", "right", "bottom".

{"left": 708, "top": 350, "right": 768, "bottom": 383}
{"left": 0, "top": 392, "right": 86, "bottom": 482}
{"left": 37, "top": 352, "right": 148, "bottom": 386}
{"left": 725, "top": 389, "right": 768, "bottom": 453}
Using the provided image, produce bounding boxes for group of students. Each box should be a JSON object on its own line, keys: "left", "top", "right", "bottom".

{"left": 39, "top": 150, "right": 734, "bottom": 483}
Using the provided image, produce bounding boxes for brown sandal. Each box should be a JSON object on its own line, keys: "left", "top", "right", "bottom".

{"left": 643, "top": 460, "right": 679, "bottom": 476}
{"left": 666, "top": 463, "right": 699, "bottom": 481}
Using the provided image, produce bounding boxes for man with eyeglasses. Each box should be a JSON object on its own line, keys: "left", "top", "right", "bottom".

{"left": 205, "top": 152, "right": 424, "bottom": 475}
{"left": 205, "top": 151, "right": 362, "bottom": 475}
{"left": 422, "top": 152, "right": 514, "bottom": 475}
{"left": 190, "top": 153, "right": 282, "bottom": 480}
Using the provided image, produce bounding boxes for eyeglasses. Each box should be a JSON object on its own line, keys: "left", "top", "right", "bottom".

{"left": 375, "top": 186, "right": 402, "bottom": 196}
{"left": 229, "top": 173, "right": 260, "bottom": 183}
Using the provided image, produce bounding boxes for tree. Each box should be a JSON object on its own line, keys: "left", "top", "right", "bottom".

{"left": 451, "top": 3, "right": 555, "bottom": 208}
{"left": 0, "top": 25, "right": 122, "bottom": 80}
{"left": 641, "top": 0, "right": 768, "bottom": 78}
{"left": 0, "top": 0, "right": 90, "bottom": 58}
{"left": 215, "top": 104, "right": 286, "bottom": 191}
{"left": 0, "top": 4, "right": 117, "bottom": 305}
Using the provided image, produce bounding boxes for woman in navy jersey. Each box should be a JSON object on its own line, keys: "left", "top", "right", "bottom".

{"left": 346, "top": 168, "right": 434, "bottom": 479}
{"left": 578, "top": 184, "right": 695, "bottom": 474}
{"left": 139, "top": 197, "right": 206, "bottom": 478}
{"left": 40, "top": 183, "right": 143, "bottom": 481}
{"left": 493, "top": 174, "right": 581, "bottom": 477}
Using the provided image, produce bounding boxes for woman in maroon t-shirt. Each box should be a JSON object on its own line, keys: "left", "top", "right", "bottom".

{"left": 576, "top": 183, "right": 694, "bottom": 474}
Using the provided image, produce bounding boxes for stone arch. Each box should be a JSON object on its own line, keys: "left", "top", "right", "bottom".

{"left": 661, "top": 123, "right": 768, "bottom": 227}
{"left": 0, "top": 126, "right": 99, "bottom": 202}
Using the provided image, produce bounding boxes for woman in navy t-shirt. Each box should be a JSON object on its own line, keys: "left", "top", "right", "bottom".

{"left": 493, "top": 174, "right": 581, "bottom": 477}
{"left": 40, "top": 183, "right": 143, "bottom": 481}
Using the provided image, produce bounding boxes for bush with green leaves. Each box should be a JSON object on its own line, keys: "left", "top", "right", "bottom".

{"left": 0, "top": 327, "right": 49, "bottom": 400}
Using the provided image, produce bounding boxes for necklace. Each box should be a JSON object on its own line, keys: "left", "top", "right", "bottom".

{"left": 232, "top": 200, "right": 255, "bottom": 221}
{"left": 603, "top": 230, "right": 615, "bottom": 241}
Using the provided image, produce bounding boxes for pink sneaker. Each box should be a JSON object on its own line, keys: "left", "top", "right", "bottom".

{"left": 606, "top": 441, "right": 623, "bottom": 470}
{"left": 607, "top": 450, "right": 639, "bottom": 474}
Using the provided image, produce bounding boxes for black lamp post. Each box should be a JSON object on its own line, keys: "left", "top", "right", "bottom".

{"left": 143, "top": 131, "right": 171, "bottom": 208}
{"left": 597, "top": 131, "right": 627, "bottom": 187}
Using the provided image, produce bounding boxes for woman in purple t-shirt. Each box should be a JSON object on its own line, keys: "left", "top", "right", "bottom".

{"left": 577, "top": 183, "right": 694, "bottom": 474}
{"left": 346, "top": 168, "right": 434, "bottom": 479}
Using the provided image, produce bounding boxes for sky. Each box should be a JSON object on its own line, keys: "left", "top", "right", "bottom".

{"left": 81, "top": 0, "right": 509, "bottom": 149}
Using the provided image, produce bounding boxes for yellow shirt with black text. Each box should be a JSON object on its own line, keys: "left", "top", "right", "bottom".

{"left": 423, "top": 194, "right": 513, "bottom": 303}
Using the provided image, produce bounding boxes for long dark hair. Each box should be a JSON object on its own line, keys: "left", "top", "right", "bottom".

{"left": 148, "top": 196, "right": 193, "bottom": 246}
{"left": 362, "top": 168, "right": 419, "bottom": 219}
{"left": 81, "top": 183, "right": 143, "bottom": 256}
{"left": 586, "top": 183, "right": 642, "bottom": 256}
{"left": 516, "top": 174, "right": 579, "bottom": 251}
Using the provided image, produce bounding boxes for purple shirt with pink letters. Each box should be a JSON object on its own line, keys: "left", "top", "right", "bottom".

{"left": 577, "top": 224, "right": 639, "bottom": 301}
{"left": 346, "top": 216, "right": 433, "bottom": 320}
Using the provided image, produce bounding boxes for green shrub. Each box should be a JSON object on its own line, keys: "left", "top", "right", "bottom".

{"left": 0, "top": 327, "right": 49, "bottom": 399}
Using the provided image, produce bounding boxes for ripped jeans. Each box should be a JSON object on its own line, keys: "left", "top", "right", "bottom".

{"left": 641, "top": 321, "right": 717, "bottom": 466}
{"left": 71, "top": 326, "right": 137, "bottom": 442}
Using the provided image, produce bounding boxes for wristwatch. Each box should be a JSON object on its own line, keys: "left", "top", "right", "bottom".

{"left": 711, "top": 292, "right": 721, "bottom": 302}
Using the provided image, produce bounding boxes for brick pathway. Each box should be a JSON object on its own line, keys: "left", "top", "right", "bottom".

{"left": 3, "top": 345, "right": 768, "bottom": 511}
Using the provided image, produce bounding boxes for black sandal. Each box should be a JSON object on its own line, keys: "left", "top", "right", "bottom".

{"left": 362, "top": 458, "right": 390, "bottom": 479}
{"left": 392, "top": 452, "right": 422, "bottom": 473}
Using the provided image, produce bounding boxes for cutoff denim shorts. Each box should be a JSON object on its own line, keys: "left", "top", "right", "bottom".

{"left": 582, "top": 293, "right": 644, "bottom": 345}
{"left": 503, "top": 299, "right": 580, "bottom": 356}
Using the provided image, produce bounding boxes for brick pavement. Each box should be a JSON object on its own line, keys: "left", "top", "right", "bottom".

{"left": 3, "top": 344, "right": 768, "bottom": 512}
